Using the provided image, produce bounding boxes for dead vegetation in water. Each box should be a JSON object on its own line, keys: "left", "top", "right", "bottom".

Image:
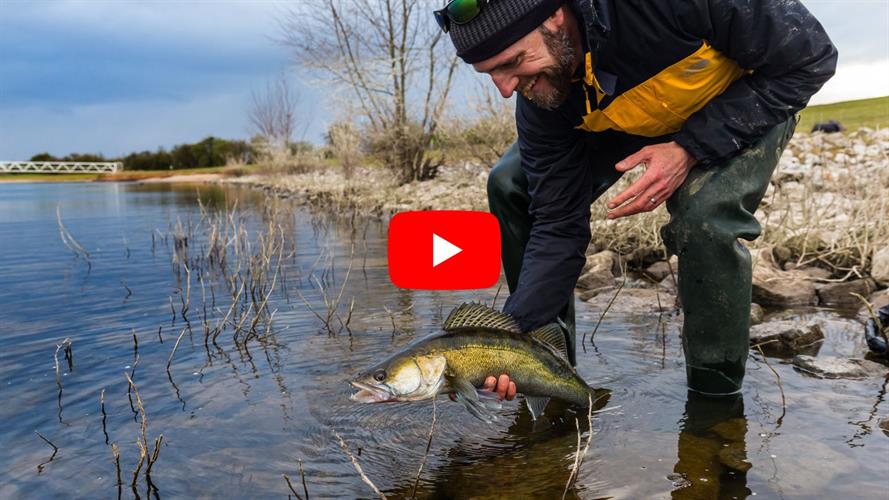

{"left": 157, "top": 197, "right": 298, "bottom": 364}
{"left": 123, "top": 372, "right": 164, "bottom": 498}
{"left": 56, "top": 205, "right": 91, "bottom": 268}
{"left": 283, "top": 459, "right": 310, "bottom": 500}
{"left": 35, "top": 431, "right": 59, "bottom": 474}
{"left": 53, "top": 337, "right": 73, "bottom": 423}
{"left": 332, "top": 428, "right": 387, "bottom": 500}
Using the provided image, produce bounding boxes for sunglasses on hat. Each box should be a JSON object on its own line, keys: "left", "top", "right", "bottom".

{"left": 433, "top": 0, "right": 488, "bottom": 33}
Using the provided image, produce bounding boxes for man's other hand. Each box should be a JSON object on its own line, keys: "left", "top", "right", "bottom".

{"left": 606, "top": 141, "right": 697, "bottom": 219}
{"left": 449, "top": 374, "right": 517, "bottom": 402}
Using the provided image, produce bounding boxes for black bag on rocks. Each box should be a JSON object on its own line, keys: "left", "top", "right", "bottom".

{"left": 864, "top": 304, "right": 889, "bottom": 357}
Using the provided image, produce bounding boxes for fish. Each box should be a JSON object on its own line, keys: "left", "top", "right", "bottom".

{"left": 350, "top": 303, "right": 603, "bottom": 422}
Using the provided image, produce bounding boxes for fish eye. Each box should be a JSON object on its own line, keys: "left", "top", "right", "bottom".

{"left": 373, "top": 369, "right": 387, "bottom": 382}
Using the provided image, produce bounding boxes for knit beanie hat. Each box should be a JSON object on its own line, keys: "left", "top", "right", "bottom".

{"left": 448, "top": 0, "right": 564, "bottom": 64}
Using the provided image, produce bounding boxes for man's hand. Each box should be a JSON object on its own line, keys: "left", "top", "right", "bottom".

{"left": 449, "top": 374, "right": 517, "bottom": 402}
{"left": 607, "top": 141, "right": 697, "bottom": 219}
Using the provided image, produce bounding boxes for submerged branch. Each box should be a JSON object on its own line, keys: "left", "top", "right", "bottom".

{"left": 332, "top": 428, "right": 387, "bottom": 499}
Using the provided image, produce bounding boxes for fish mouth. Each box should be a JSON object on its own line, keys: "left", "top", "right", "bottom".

{"left": 350, "top": 381, "right": 395, "bottom": 403}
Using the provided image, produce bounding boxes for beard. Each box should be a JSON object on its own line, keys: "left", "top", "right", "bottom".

{"left": 521, "top": 25, "right": 578, "bottom": 110}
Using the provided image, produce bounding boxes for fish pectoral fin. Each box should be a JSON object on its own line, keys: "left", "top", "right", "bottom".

{"left": 448, "top": 375, "right": 499, "bottom": 423}
{"left": 524, "top": 396, "right": 550, "bottom": 421}
{"left": 455, "top": 393, "right": 498, "bottom": 423}
{"left": 476, "top": 389, "right": 503, "bottom": 410}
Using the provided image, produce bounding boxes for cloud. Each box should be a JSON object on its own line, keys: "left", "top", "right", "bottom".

{"left": 0, "top": 0, "right": 325, "bottom": 159}
{"left": 0, "top": 1, "right": 291, "bottom": 108}
{"left": 804, "top": 0, "right": 889, "bottom": 65}
{"left": 810, "top": 59, "right": 889, "bottom": 105}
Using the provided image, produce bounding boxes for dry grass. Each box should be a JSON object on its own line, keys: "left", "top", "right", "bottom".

{"left": 758, "top": 129, "right": 889, "bottom": 276}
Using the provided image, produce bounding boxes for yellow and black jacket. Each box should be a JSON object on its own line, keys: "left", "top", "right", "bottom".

{"left": 503, "top": 0, "right": 837, "bottom": 330}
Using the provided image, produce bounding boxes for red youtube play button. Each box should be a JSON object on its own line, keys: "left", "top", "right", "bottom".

{"left": 388, "top": 211, "right": 501, "bottom": 290}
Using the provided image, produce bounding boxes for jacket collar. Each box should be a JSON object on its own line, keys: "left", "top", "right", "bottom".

{"left": 572, "top": 0, "right": 616, "bottom": 98}
{"left": 573, "top": 0, "right": 611, "bottom": 54}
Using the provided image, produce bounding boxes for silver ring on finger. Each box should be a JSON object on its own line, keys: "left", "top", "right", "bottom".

{"left": 649, "top": 197, "right": 657, "bottom": 205}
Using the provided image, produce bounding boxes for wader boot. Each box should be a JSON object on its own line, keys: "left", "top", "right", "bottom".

{"left": 661, "top": 118, "right": 797, "bottom": 395}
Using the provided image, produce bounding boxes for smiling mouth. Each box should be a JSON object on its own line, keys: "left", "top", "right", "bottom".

{"left": 350, "top": 381, "right": 394, "bottom": 403}
{"left": 521, "top": 74, "right": 540, "bottom": 96}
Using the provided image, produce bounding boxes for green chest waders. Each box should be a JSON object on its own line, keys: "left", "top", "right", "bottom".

{"left": 487, "top": 118, "right": 796, "bottom": 392}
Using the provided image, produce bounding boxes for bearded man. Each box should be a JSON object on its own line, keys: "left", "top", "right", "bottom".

{"left": 435, "top": 0, "right": 837, "bottom": 397}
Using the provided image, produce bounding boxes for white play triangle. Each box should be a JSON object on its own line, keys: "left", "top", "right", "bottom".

{"left": 432, "top": 233, "right": 462, "bottom": 267}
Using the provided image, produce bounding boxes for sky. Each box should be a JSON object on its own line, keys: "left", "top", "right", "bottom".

{"left": 0, "top": 0, "right": 887, "bottom": 160}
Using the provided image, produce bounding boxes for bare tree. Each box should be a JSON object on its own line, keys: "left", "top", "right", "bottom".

{"left": 280, "top": 0, "right": 460, "bottom": 183}
{"left": 248, "top": 75, "right": 298, "bottom": 150}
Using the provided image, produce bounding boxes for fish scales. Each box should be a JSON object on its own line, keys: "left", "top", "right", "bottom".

{"left": 408, "top": 330, "right": 591, "bottom": 406}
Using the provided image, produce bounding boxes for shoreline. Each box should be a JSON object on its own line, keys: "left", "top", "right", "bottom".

{"left": 222, "top": 129, "right": 889, "bottom": 322}
{"left": 0, "top": 168, "right": 234, "bottom": 184}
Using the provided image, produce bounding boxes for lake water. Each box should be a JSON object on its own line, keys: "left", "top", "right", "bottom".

{"left": 1, "top": 181, "right": 887, "bottom": 499}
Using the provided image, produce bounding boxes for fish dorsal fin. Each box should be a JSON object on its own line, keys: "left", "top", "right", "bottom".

{"left": 442, "top": 303, "right": 521, "bottom": 334}
{"left": 528, "top": 323, "right": 570, "bottom": 363}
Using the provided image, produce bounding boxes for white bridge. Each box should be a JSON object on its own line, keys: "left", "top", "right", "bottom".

{"left": 0, "top": 161, "right": 121, "bottom": 173}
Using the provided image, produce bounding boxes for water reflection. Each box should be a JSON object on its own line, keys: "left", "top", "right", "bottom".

{"left": 2, "top": 182, "right": 888, "bottom": 499}
{"left": 672, "top": 391, "right": 750, "bottom": 499}
{"left": 383, "top": 393, "right": 611, "bottom": 498}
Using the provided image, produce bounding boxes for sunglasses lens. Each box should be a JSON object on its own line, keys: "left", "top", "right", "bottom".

{"left": 433, "top": 9, "right": 449, "bottom": 32}
{"left": 446, "top": 0, "right": 481, "bottom": 24}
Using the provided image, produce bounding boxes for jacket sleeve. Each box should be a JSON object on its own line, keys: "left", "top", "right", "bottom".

{"left": 672, "top": 0, "right": 838, "bottom": 163}
{"left": 502, "top": 98, "right": 593, "bottom": 331}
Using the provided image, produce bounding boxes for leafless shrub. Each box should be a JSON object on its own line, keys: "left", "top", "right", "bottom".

{"left": 439, "top": 88, "right": 517, "bottom": 166}
{"left": 327, "top": 121, "right": 363, "bottom": 179}
{"left": 280, "top": 0, "right": 459, "bottom": 183}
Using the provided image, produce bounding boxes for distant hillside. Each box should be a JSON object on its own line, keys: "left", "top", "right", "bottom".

{"left": 797, "top": 95, "right": 889, "bottom": 132}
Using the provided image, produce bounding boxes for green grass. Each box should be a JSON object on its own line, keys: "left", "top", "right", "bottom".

{"left": 0, "top": 172, "right": 101, "bottom": 182}
{"left": 798, "top": 95, "right": 889, "bottom": 132}
{"left": 0, "top": 165, "right": 246, "bottom": 182}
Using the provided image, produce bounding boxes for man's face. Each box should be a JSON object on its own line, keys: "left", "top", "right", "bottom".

{"left": 472, "top": 24, "right": 578, "bottom": 110}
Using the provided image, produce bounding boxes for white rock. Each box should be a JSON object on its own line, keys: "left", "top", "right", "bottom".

{"left": 871, "top": 247, "right": 889, "bottom": 286}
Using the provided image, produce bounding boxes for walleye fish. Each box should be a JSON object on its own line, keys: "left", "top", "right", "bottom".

{"left": 350, "top": 303, "right": 601, "bottom": 422}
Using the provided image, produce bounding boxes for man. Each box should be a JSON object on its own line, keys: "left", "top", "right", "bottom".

{"left": 435, "top": 0, "right": 837, "bottom": 397}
